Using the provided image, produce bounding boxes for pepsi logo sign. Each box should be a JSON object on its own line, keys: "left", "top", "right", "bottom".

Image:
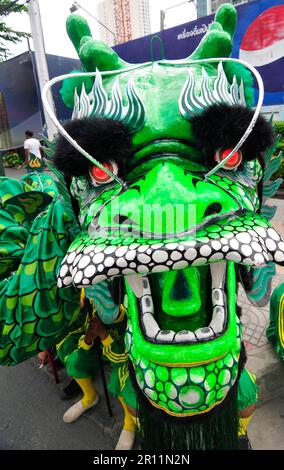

{"left": 239, "top": 5, "right": 284, "bottom": 67}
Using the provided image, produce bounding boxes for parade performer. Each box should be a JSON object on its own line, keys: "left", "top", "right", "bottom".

{"left": 57, "top": 286, "right": 138, "bottom": 450}
{"left": 237, "top": 368, "right": 258, "bottom": 449}
{"left": 0, "top": 3, "right": 283, "bottom": 450}
{"left": 56, "top": 291, "right": 101, "bottom": 423}
{"left": 267, "top": 283, "right": 284, "bottom": 359}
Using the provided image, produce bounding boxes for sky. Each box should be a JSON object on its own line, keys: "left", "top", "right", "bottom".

{"left": 4, "top": 0, "right": 197, "bottom": 59}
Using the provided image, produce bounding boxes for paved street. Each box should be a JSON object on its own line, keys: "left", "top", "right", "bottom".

{"left": 0, "top": 355, "right": 283, "bottom": 450}
{"left": 250, "top": 396, "right": 284, "bottom": 450}
{"left": 0, "top": 360, "right": 115, "bottom": 450}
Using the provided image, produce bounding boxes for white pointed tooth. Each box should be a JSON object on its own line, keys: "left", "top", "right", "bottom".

{"left": 142, "top": 313, "right": 159, "bottom": 339}
{"left": 210, "top": 306, "right": 225, "bottom": 334}
{"left": 142, "top": 277, "right": 151, "bottom": 295}
{"left": 156, "top": 330, "right": 175, "bottom": 342}
{"left": 210, "top": 262, "right": 226, "bottom": 288}
{"left": 174, "top": 330, "right": 197, "bottom": 343}
{"left": 212, "top": 288, "right": 225, "bottom": 306}
{"left": 141, "top": 295, "right": 154, "bottom": 314}
{"left": 195, "top": 327, "right": 215, "bottom": 340}
{"left": 126, "top": 275, "right": 144, "bottom": 298}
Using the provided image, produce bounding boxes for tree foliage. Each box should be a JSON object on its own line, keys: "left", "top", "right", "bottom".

{"left": 0, "top": 0, "right": 30, "bottom": 61}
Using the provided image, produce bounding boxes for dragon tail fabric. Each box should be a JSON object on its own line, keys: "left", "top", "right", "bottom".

{"left": 0, "top": 177, "right": 80, "bottom": 365}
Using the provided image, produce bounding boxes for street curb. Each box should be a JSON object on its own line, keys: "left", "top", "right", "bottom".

{"left": 247, "top": 343, "right": 284, "bottom": 405}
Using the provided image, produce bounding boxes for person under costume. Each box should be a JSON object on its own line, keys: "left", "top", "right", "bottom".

{"left": 267, "top": 283, "right": 284, "bottom": 360}
{"left": 237, "top": 368, "right": 258, "bottom": 448}
{"left": 57, "top": 287, "right": 139, "bottom": 450}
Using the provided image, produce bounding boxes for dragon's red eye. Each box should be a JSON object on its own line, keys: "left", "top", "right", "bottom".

{"left": 89, "top": 160, "right": 118, "bottom": 186}
{"left": 215, "top": 148, "right": 242, "bottom": 170}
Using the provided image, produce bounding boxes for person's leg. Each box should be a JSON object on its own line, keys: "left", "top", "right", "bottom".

{"left": 107, "top": 365, "right": 138, "bottom": 449}
{"left": 237, "top": 368, "right": 258, "bottom": 449}
{"left": 114, "top": 371, "right": 139, "bottom": 450}
{"left": 77, "top": 377, "right": 98, "bottom": 407}
{"left": 62, "top": 346, "right": 100, "bottom": 423}
{"left": 63, "top": 377, "right": 99, "bottom": 423}
{"left": 57, "top": 329, "right": 100, "bottom": 423}
{"left": 267, "top": 284, "right": 284, "bottom": 358}
{"left": 115, "top": 396, "right": 138, "bottom": 450}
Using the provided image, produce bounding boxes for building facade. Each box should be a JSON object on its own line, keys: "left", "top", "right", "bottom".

{"left": 196, "top": 0, "right": 251, "bottom": 18}
{"left": 0, "top": 52, "right": 80, "bottom": 151}
{"left": 0, "top": 93, "right": 12, "bottom": 150}
{"left": 97, "top": 0, "right": 151, "bottom": 46}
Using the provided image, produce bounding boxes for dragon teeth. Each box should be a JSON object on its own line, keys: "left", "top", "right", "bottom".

{"left": 174, "top": 330, "right": 197, "bottom": 343}
{"left": 210, "top": 262, "right": 226, "bottom": 288}
{"left": 156, "top": 330, "right": 176, "bottom": 342}
{"left": 142, "top": 313, "right": 159, "bottom": 339}
{"left": 212, "top": 288, "right": 225, "bottom": 306}
{"left": 126, "top": 275, "right": 144, "bottom": 298}
{"left": 138, "top": 261, "right": 229, "bottom": 344}
{"left": 209, "top": 264, "right": 226, "bottom": 334}
{"left": 195, "top": 327, "right": 215, "bottom": 340}
{"left": 141, "top": 294, "right": 154, "bottom": 313}
{"left": 210, "top": 306, "right": 225, "bottom": 334}
{"left": 142, "top": 277, "right": 151, "bottom": 294}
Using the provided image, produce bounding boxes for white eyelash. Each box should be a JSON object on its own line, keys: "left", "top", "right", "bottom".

{"left": 72, "top": 69, "right": 145, "bottom": 134}
{"left": 179, "top": 62, "right": 246, "bottom": 119}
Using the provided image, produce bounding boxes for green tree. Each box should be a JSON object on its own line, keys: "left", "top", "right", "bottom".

{"left": 0, "top": 0, "right": 30, "bottom": 61}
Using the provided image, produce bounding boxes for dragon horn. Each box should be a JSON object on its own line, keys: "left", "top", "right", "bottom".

{"left": 66, "top": 14, "right": 129, "bottom": 71}
{"left": 188, "top": 4, "right": 237, "bottom": 60}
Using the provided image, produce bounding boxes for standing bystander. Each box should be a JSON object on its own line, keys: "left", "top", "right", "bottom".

{"left": 24, "top": 130, "right": 44, "bottom": 173}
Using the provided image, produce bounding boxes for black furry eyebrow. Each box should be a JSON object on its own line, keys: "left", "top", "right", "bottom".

{"left": 53, "top": 117, "right": 133, "bottom": 178}
{"left": 190, "top": 103, "right": 274, "bottom": 167}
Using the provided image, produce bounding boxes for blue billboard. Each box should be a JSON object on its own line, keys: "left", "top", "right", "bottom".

{"left": 114, "top": 0, "right": 284, "bottom": 107}
{"left": 0, "top": 52, "right": 80, "bottom": 150}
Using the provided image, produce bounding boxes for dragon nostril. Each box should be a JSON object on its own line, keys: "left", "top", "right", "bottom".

{"left": 203, "top": 202, "right": 222, "bottom": 218}
{"left": 192, "top": 177, "right": 202, "bottom": 189}
{"left": 114, "top": 214, "right": 131, "bottom": 225}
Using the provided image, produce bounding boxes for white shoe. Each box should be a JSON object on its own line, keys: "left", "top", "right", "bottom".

{"left": 115, "top": 429, "right": 136, "bottom": 450}
{"left": 63, "top": 395, "right": 99, "bottom": 423}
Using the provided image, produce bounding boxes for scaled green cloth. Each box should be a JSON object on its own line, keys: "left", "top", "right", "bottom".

{"left": 0, "top": 177, "right": 80, "bottom": 365}
{"left": 237, "top": 368, "right": 258, "bottom": 411}
{"left": 267, "top": 283, "right": 284, "bottom": 359}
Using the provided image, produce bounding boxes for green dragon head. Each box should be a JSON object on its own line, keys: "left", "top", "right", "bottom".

{"left": 49, "top": 4, "right": 284, "bottom": 421}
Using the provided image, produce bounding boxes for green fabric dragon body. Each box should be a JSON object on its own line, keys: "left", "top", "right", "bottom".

{"left": 0, "top": 3, "right": 283, "bottom": 449}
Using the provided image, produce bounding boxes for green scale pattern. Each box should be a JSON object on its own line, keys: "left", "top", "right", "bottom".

{"left": 0, "top": 177, "right": 80, "bottom": 365}
{"left": 125, "top": 320, "right": 242, "bottom": 416}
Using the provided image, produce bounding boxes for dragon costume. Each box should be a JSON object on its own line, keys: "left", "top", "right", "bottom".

{"left": 0, "top": 3, "right": 283, "bottom": 449}
{"left": 267, "top": 283, "right": 284, "bottom": 360}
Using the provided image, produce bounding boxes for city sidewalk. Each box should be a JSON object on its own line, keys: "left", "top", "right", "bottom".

{"left": 239, "top": 198, "right": 284, "bottom": 406}
{"left": 5, "top": 167, "right": 284, "bottom": 449}
{"left": 241, "top": 197, "right": 284, "bottom": 449}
